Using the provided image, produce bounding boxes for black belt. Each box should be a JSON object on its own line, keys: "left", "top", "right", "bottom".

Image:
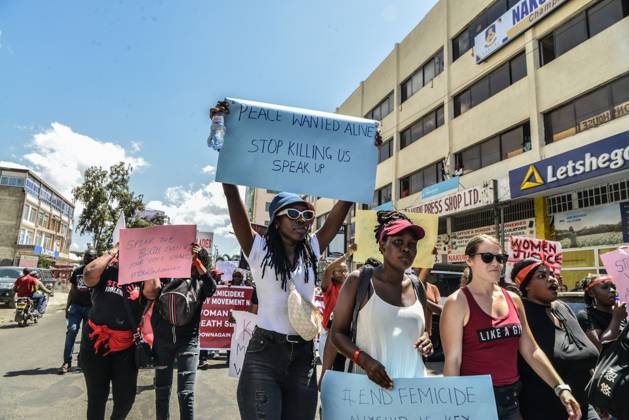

{"left": 254, "top": 326, "right": 309, "bottom": 344}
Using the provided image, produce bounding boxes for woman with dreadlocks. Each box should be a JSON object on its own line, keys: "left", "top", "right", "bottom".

{"left": 222, "top": 184, "right": 351, "bottom": 420}
{"left": 577, "top": 274, "right": 627, "bottom": 351}
{"left": 330, "top": 211, "right": 433, "bottom": 389}
{"left": 512, "top": 258, "right": 599, "bottom": 420}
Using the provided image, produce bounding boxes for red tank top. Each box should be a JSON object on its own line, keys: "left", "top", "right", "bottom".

{"left": 460, "top": 287, "right": 522, "bottom": 386}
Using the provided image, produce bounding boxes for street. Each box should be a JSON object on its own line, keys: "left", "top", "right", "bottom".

{"left": 0, "top": 292, "right": 239, "bottom": 420}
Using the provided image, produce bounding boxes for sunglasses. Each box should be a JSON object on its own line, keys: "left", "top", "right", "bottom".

{"left": 470, "top": 252, "right": 509, "bottom": 264}
{"left": 275, "top": 208, "right": 315, "bottom": 221}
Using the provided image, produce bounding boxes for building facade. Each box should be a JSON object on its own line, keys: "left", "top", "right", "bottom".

{"left": 0, "top": 166, "right": 75, "bottom": 266}
{"left": 312, "top": 0, "right": 629, "bottom": 287}
{"left": 245, "top": 187, "right": 280, "bottom": 227}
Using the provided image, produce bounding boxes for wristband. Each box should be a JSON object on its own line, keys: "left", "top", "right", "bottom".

{"left": 553, "top": 384, "right": 571, "bottom": 397}
{"left": 353, "top": 349, "right": 363, "bottom": 365}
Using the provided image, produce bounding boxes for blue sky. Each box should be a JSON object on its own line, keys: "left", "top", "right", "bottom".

{"left": 0, "top": 0, "right": 437, "bottom": 255}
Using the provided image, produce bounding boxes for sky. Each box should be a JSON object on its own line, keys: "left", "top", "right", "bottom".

{"left": 0, "top": 0, "right": 438, "bottom": 255}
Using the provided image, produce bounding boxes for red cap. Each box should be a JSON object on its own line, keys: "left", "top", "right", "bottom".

{"left": 210, "top": 268, "right": 224, "bottom": 276}
{"left": 379, "top": 219, "right": 425, "bottom": 242}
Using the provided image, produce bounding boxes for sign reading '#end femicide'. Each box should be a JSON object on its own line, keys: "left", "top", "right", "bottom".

{"left": 215, "top": 98, "right": 379, "bottom": 203}
{"left": 321, "top": 371, "right": 498, "bottom": 420}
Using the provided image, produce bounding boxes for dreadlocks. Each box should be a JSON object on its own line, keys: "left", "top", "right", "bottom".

{"left": 260, "top": 222, "right": 318, "bottom": 291}
{"left": 373, "top": 210, "right": 412, "bottom": 242}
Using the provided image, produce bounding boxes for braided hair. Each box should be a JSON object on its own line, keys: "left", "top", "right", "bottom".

{"left": 260, "top": 222, "right": 318, "bottom": 291}
{"left": 373, "top": 211, "right": 412, "bottom": 243}
{"left": 581, "top": 274, "right": 599, "bottom": 308}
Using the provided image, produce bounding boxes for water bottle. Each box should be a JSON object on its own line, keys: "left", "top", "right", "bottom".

{"left": 207, "top": 112, "right": 226, "bottom": 151}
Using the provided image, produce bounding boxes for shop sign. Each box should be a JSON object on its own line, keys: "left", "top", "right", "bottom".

{"left": 437, "top": 219, "right": 536, "bottom": 263}
{"left": 553, "top": 203, "right": 626, "bottom": 249}
{"left": 421, "top": 176, "right": 460, "bottom": 200}
{"left": 475, "top": 0, "right": 569, "bottom": 63}
{"left": 509, "top": 130, "right": 629, "bottom": 198}
{"left": 409, "top": 184, "right": 494, "bottom": 218}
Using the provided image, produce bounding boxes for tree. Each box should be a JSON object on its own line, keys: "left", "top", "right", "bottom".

{"left": 73, "top": 162, "right": 144, "bottom": 253}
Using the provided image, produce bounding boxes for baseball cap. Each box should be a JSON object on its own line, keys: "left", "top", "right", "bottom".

{"left": 379, "top": 219, "right": 425, "bottom": 242}
{"left": 210, "top": 268, "right": 224, "bottom": 276}
{"left": 268, "top": 192, "right": 314, "bottom": 221}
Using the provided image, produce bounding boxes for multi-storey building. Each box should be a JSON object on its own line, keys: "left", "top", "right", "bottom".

{"left": 310, "top": 0, "right": 629, "bottom": 287}
{"left": 245, "top": 187, "right": 279, "bottom": 227}
{"left": 0, "top": 166, "right": 75, "bottom": 266}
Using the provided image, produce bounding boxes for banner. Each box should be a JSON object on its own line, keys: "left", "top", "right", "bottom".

{"left": 199, "top": 286, "right": 254, "bottom": 349}
{"left": 118, "top": 225, "right": 195, "bottom": 285}
{"left": 321, "top": 371, "right": 498, "bottom": 420}
{"left": 600, "top": 248, "right": 629, "bottom": 308}
{"left": 553, "top": 204, "right": 624, "bottom": 249}
{"left": 216, "top": 260, "right": 238, "bottom": 281}
{"left": 196, "top": 231, "right": 214, "bottom": 251}
{"left": 409, "top": 184, "right": 494, "bottom": 217}
{"left": 228, "top": 310, "right": 258, "bottom": 378}
{"left": 509, "top": 236, "right": 563, "bottom": 272}
{"left": 354, "top": 210, "right": 438, "bottom": 268}
{"left": 215, "top": 97, "right": 379, "bottom": 203}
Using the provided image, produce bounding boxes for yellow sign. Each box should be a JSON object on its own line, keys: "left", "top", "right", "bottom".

{"left": 354, "top": 210, "right": 438, "bottom": 268}
{"left": 520, "top": 164, "right": 544, "bottom": 190}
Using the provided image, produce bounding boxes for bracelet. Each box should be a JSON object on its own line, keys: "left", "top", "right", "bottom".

{"left": 353, "top": 348, "right": 363, "bottom": 365}
{"left": 553, "top": 383, "right": 572, "bottom": 397}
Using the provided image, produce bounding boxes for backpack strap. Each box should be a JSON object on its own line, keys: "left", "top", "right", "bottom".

{"left": 346, "top": 266, "right": 373, "bottom": 373}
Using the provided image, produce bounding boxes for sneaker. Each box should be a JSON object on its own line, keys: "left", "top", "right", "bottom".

{"left": 58, "top": 363, "right": 70, "bottom": 375}
{"left": 198, "top": 359, "right": 211, "bottom": 370}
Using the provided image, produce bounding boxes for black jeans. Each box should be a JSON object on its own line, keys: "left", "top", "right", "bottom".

{"left": 79, "top": 326, "right": 138, "bottom": 420}
{"left": 154, "top": 336, "right": 199, "bottom": 420}
{"left": 237, "top": 327, "right": 317, "bottom": 420}
{"left": 494, "top": 381, "right": 523, "bottom": 420}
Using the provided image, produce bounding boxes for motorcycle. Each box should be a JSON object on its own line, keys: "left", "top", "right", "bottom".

{"left": 14, "top": 297, "right": 40, "bottom": 327}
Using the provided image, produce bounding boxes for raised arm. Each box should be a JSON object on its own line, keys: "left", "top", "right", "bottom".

{"left": 222, "top": 183, "right": 256, "bottom": 256}
{"left": 84, "top": 247, "right": 117, "bottom": 287}
{"left": 316, "top": 200, "right": 352, "bottom": 252}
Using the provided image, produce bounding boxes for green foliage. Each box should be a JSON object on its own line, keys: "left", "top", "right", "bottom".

{"left": 73, "top": 162, "right": 144, "bottom": 253}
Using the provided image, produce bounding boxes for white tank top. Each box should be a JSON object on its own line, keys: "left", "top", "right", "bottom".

{"left": 354, "top": 280, "right": 427, "bottom": 378}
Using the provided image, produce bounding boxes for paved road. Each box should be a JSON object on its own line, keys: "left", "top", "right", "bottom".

{"left": 0, "top": 292, "right": 239, "bottom": 420}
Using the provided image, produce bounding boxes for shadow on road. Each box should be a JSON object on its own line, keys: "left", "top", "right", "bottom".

{"left": 0, "top": 324, "right": 21, "bottom": 330}
{"left": 4, "top": 367, "right": 59, "bottom": 377}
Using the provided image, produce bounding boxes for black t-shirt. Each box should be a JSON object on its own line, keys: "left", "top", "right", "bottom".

{"left": 577, "top": 306, "right": 628, "bottom": 334}
{"left": 88, "top": 265, "right": 143, "bottom": 331}
{"left": 519, "top": 300, "right": 599, "bottom": 420}
{"left": 68, "top": 265, "right": 92, "bottom": 308}
{"left": 152, "top": 273, "right": 216, "bottom": 344}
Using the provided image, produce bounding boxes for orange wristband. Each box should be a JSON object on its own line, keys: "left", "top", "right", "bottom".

{"left": 353, "top": 349, "right": 363, "bottom": 365}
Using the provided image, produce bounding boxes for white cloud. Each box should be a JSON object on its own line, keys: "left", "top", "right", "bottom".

{"left": 130, "top": 141, "right": 142, "bottom": 153}
{"left": 0, "top": 160, "right": 30, "bottom": 170}
{"left": 201, "top": 164, "right": 216, "bottom": 178}
{"left": 22, "top": 122, "right": 148, "bottom": 198}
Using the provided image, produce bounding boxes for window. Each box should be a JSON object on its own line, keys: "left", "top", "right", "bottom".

{"left": 548, "top": 194, "right": 574, "bottom": 214}
{"left": 454, "top": 52, "right": 526, "bottom": 117}
{"left": 37, "top": 211, "right": 48, "bottom": 228}
{"left": 18, "top": 229, "right": 34, "bottom": 245}
{"left": 372, "top": 184, "right": 392, "bottom": 207}
{"left": 43, "top": 234, "right": 52, "bottom": 250}
{"left": 23, "top": 204, "right": 37, "bottom": 224}
{"left": 544, "top": 73, "right": 629, "bottom": 143}
{"left": 60, "top": 223, "right": 68, "bottom": 236}
{"left": 399, "top": 161, "right": 444, "bottom": 198}
{"left": 400, "top": 49, "right": 444, "bottom": 103}
{"left": 366, "top": 92, "right": 394, "bottom": 121}
{"left": 35, "top": 231, "right": 44, "bottom": 247}
{"left": 54, "top": 237, "right": 62, "bottom": 252}
{"left": 264, "top": 202, "right": 270, "bottom": 212}
{"left": 549, "top": 180, "right": 629, "bottom": 214}
{"left": 399, "top": 105, "right": 445, "bottom": 149}
{"left": 455, "top": 122, "right": 530, "bottom": 174}
{"left": 25, "top": 177, "right": 40, "bottom": 196}
{"left": 378, "top": 140, "right": 392, "bottom": 163}
{"left": 0, "top": 175, "right": 25, "bottom": 186}
{"left": 540, "top": 0, "right": 629, "bottom": 66}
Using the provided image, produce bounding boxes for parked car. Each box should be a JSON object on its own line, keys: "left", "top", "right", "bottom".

{"left": 0, "top": 266, "right": 57, "bottom": 308}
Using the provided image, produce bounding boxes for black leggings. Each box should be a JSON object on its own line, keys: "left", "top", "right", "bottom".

{"left": 79, "top": 327, "right": 139, "bottom": 420}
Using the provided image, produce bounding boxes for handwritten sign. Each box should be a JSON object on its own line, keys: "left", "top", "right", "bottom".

{"left": 509, "top": 236, "right": 563, "bottom": 271}
{"left": 215, "top": 98, "right": 379, "bottom": 203}
{"left": 197, "top": 231, "right": 214, "bottom": 251}
{"left": 199, "top": 286, "right": 254, "bottom": 349}
{"left": 321, "top": 371, "right": 498, "bottom": 420}
{"left": 118, "top": 225, "right": 195, "bottom": 285}
{"left": 601, "top": 248, "right": 629, "bottom": 308}
{"left": 216, "top": 260, "right": 238, "bottom": 282}
{"left": 354, "top": 210, "right": 438, "bottom": 268}
{"left": 228, "top": 310, "right": 258, "bottom": 378}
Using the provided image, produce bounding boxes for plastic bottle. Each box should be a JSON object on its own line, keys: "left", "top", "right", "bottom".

{"left": 207, "top": 112, "right": 226, "bottom": 151}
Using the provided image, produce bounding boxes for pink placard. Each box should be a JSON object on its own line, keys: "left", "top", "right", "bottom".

{"left": 118, "top": 225, "right": 196, "bottom": 285}
{"left": 600, "top": 247, "right": 629, "bottom": 306}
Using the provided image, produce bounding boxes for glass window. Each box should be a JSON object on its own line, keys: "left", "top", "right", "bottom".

{"left": 470, "top": 14, "right": 487, "bottom": 38}
{"left": 547, "top": 103, "right": 576, "bottom": 143}
{"left": 554, "top": 13, "right": 588, "bottom": 56}
{"left": 575, "top": 87, "right": 612, "bottom": 128}
{"left": 401, "top": 129, "right": 412, "bottom": 148}
{"left": 588, "top": 0, "right": 624, "bottom": 37}
{"left": 453, "top": 30, "right": 471, "bottom": 61}
{"left": 461, "top": 146, "right": 481, "bottom": 173}
{"left": 490, "top": 63, "right": 510, "bottom": 95}
{"left": 454, "top": 90, "right": 471, "bottom": 116}
{"left": 501, "top": 125, "right": 524, "bottom": 159}
{"left": 378, "top": 140, "right": 392, "bottom": 163}
{"left": 410, "top": 171, "right": 423, "bottom": 194}
{"left": 35, "top": 232, "right": 44, "bottom": 247}
{"left": 540, "top": 34, "right": 555, "bottom": 66}
{"left": 402, "top": 81, "right": 412, "bottom": 102}
{"left": 411, "top": 121, "right": 423, "bottom": 142}
{"left": 481, "top": 136, "right": 501, "bottom": 166}
{"left": 424, "top": 57, "right": 435, "bottom": 85}
{"left": 510, "top": 53, "right": 527, "bottom": 83}
{"left": 423, "top": 166, "right": 437, "bottom": 187}
{"left": 400, "top": 177, "right": 411, "bottom": 198}
{"left": 435, "top": 50, "right": 444, "bottom": 75}
{"left": 487, "top": 0, "right": 508, "bottom": 25}
{"left": 423, "top": 112, "right": 436, "bottom": 135}
{"left": 381, "top": 184, "right": 392, "bottom": 204}
{"left": 471, "top": 77, "right": 490, "bottom": 107}
{"left": 436, "top": 106, "right": 445, "bottom": 127}
{"left": 611, "top": 74, "right": 629, "bottom": 110}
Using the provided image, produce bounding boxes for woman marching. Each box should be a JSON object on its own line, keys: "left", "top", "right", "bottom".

{"left": 223, "top": 183, "right": 351, "bottom": 420}
{"left": 513, "top": 258, "right": 600, "bottom": 420}
{"left": 81, "top": 246, "right": 161, "bottom": 420}
{"left": 440, "top": 234, "right": 581, "bottom": 420}
{"left": 330, "top": 211, "right": 433, "bottom": 388}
